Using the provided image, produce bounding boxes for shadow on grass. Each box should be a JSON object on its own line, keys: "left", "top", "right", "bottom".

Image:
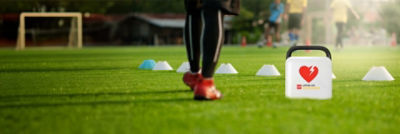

{"left": 0, "top": 67, "right": 128, "bottom": 73}
{"left": 0, "top": 97, "right": 194, "bottom": 109}
{"left": 333, "top": 79, "right": 364, "bottom": 82}
{"left": 0, "top": 89, "right": 191, "bottom": 100}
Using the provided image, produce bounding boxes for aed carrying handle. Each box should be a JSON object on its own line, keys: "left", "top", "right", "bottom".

{"left": 286, "top": 46, "right": 332, "bottom": 60}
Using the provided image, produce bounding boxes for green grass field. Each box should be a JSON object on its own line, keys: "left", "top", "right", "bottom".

{"left": 0, "top": 46, "right": 399, "bottom": 134}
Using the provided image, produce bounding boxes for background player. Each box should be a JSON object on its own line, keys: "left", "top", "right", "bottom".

{"left": 285, "top": 0, "right": 308, "bottom": 46}
{"left": 265, "top": 0, "right": 285, "bottom": 47}
{"left": 330, "top": 0, "right": 360, "bottom": 50}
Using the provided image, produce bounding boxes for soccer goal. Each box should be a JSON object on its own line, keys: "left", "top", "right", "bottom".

{"left": 16, "top": 12, "right": 83, "bottom": 50}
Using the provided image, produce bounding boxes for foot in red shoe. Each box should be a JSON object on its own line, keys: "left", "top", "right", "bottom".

{"left": 183, "top": 71, "right": 201, "bottom": 90}
{"left": 194, "top": 78, "right": 222, "bottom": 100}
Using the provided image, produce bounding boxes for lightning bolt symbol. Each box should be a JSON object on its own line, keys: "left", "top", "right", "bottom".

{"left": 310, "top": 66, "right": 314, "bottom": 73}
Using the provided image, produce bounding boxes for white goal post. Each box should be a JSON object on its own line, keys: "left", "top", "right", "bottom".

{"left": 16, "top": 12, "right": 83, "bottom": 50}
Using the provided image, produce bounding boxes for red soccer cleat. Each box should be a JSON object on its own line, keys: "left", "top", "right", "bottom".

{"left": 183, "top": 71, "right": 201, "bottom": 90}
{"left": 193, "top": 78, "right": 222, "bottom": 100}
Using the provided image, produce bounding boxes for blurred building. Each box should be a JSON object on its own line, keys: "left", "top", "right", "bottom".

{"left": 0, "top": 13, "right": 235, "bottom": 47}
{"left": 117, "top": 13, "right": 186, "bottom": 45}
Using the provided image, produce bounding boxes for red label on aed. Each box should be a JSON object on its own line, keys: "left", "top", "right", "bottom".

{"left": 297, "top": 84, "right": 302, "bottom": 90}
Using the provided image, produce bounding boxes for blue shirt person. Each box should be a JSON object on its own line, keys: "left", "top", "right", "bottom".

{"left": 264, "top": 0, "right": 285, "bottom": 47}
{"left": 269, "top": 1, "right": 285, "bottom": 23}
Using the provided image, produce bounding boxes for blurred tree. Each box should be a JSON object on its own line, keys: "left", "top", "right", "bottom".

{"left": 242, "top": 0, "right": 272, "bottom": 20}
{"left": 231, "top": 0, "right": 275, "bottom": 43}
{"left": 0, "top": 0, "right": 279, "bottom": 44}
{"left": 381, "top": 0, "right": 400, "bottom": 42}
{"left": 232, "top": 8, "right": 254, "bottom": 32}
{"left": 0, "top": 0, "right": 185, "bottom": 14}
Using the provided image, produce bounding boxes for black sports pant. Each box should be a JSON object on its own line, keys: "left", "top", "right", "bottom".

{"left": 336, "top": 22, "right": 345, "bottom": 48}
{"left": 184, "top": 8, "right": 224, "bottom": 78}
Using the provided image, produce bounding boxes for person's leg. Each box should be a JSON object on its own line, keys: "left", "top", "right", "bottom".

{"left": 335, "top": 22, "right": 341, "bottom": 49}
{"left": 294, "top": 29, "right": 299, "bottom": 41}
{"left": 294, "top": 14, "right": 302, "bottom": 45}
{"left": 192, "top": 7, "right": 223, "bottom": 100}
{"left": 295, "top": 14, "right": 302, "bottom": 41}
{"left": 274, "top": 23, "right": 281, "bottom": 42}
{"left": 337, "top": 23, "right": 344, "bottom": 48}
{"left": 265, "top": 27, "right": 271, "bottom": 42}
{"left": 183, "top": 0, "right": 202, "bottom": 90}
{"left": 293, "top": 29, "right": 300, "bottom": 41}
{"left": 265, "top": 22, "right": 273, "bottom": 46}
{"left": 184, "top": 11, "right": 201, "bottom": 73}
{"left": 288, "top": 14, "right": 295, "bottom": 44}
{"left": 289, "top": 30, "right": 296, "bottom": 46}
{"left": 201, "top": 8, "right": 224, "bottom": 78}
{"left": 289, "top": 31, "right": 295, "bottom": 40}
{"left": 340, "top": 23, "right": 345, "bottom": 48}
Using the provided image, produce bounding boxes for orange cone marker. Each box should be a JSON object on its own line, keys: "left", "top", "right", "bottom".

{"left": 241, "top": 36, "right": 247, "bottom": 47}
{"left": 391, "top": 33, "right": 397, "bottom": 47}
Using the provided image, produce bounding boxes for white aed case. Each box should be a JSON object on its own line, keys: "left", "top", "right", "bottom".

{"left": 285, "top": 46, "right": 332, "bottom": 99}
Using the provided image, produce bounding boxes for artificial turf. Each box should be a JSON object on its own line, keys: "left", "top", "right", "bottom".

{"left": 0, "top": 46, "right": 399, "bottom": 134}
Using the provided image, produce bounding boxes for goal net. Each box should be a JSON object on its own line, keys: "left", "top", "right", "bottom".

{"left": 16, "top": 12, "right": 82, "bottom": 50}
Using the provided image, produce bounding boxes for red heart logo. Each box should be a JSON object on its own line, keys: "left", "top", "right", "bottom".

{"left": 299, "top": 66, "right": 319, "bottom": 83}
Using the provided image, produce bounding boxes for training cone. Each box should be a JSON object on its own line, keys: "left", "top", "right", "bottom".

{"left": 153, "top": 61, "right": 173, "bottom": 71}
{"left": 391, "top": 32, "right": 397, "bottom": 47}
{"left": 215, "top": 63, "right": 238, "bottom": 74}
{"left": 139, "top": 59, "right": 156, "bottom": 70}
{"left": 256, "top": 65, "right": 281, "bottom": 76}
{"left": 305, "top": 39, "right": 311, "bottom": 53}
{"left": 332, "top": 73, "right": 336, "bottom": 79}
{"left": 215, "top": 64, "right": 227, "bottom": 73}
{"left": 362, "top": 66, "right": 394, "bottom": 81}
{"left": 177, "top": 62, "right": 190, "bottom": 73}
{"left": 241, "top": 36, "right": 247, "bottom": 47}
{"left": 266, "top": 41, "right": 272, "bottom": 47}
